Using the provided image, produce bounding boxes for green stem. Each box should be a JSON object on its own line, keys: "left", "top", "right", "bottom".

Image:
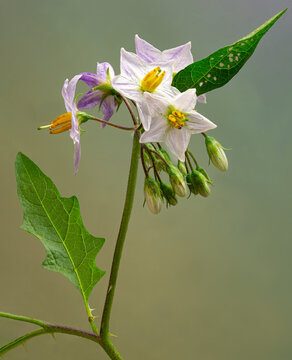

{"left": 100, "top": 132, "right": 140, "bottom": 348}
{"left": 0, "top": 312, "right": 48, "bottom": 328}
{"left": 0, "top": 312, "right": 99, "bottom": 356}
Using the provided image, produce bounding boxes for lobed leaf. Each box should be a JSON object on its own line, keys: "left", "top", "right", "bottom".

{"left": 172, "top": 9, "right": 287, "bottom": 96}
{"left": 15, "top": 153, "right": 105, "bottom": 301}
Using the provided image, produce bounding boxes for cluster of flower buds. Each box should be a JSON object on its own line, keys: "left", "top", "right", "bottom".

{"left": 142, "top": 136, "right": 228, "bottom": 214}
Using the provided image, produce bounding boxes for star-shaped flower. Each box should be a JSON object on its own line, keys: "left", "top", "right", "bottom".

{"left": 135, "top": 34, "right": 193, "bottom": 74}
{"left": 135, "top": 35, "right": 207, "bottom": 104}
{"left": 111, "top": 48, "right": 179, "bottom": 130}
{"left": 140, "top": 89, "right": 216, "bottom": 161}
{"left": 77, "top": 62, "right": 118, "bottom": 127}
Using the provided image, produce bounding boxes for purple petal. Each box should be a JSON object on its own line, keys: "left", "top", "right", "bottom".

{"left": 70, "top": 111, "right": 81, "bottom": 174}
{"left": 77, "top": 90, "right": 103, "bottom": 110}
{"left": 62, "top": 74, "right": 82, "bottom": 112}
{"left": 80, "top": 72, "right": 102, "bottom": 88}
{"left": 100, "top": 96, "right": 116, "bottom": 127}
{"left": 97, "top": 62, "right": 115, "bottom": 80}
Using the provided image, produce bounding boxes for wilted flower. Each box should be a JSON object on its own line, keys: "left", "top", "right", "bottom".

{"left": 77, "top": 62, "right": 118, "bottom": 127}
{"left": 140, "top": 89, "right": 216, "bottom": 161}
{"left": 38, "top": 74, "right": 83, "bottom": 174}
{"left": 205, "top": 135, "right": 228, "bottom": 171}
{"left": 111, "top": 48, "right": 179, "bottom": 130}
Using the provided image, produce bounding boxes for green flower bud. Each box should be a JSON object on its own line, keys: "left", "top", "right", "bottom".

{"left": 159, "top": 149, "right": 172, "bottom": 165}
{"left": 177, "top": 160, "right": 187, "bottom": 176}
{"left": 186, "top": 173, "right": 198, "bottom": 195}
{"left": 144, "top": 177, "right": 162, "bottom": 215}
{"left": 160, "top": 182, "right": 178, "bottom": 206}
{"left": 190, "top": 170, "right": 211, "bottom": 198}
{"left": 168, "top": 165, "right": 187, "bottom": 197}
{"left": 196, "top": 166, "right": 211, "bottom": 182}
{"left": 153, "top": 149, "right": 172, "bottom": 172}
{"left": 205, "top": 136, "right": 228, "bottom": 171}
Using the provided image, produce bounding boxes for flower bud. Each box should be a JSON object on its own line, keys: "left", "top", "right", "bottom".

{"left": 144, "top": 177, "right": 162, "bottom": 215}
{"left": 177, "top": 160, "right": 187, "bottom": 176}
{"left": 196, "top": 166, "right": 211, "bottom": 182}
{"left": 160, "top": 182, "right": 178, "bottom": 206}
{"left": 190, "top": 170, "right": 211, "bottom": 198}
{"left": 153, "top": 149, "right": 172, "bottom": 172}
{"left": 168, "top": 166, "right": 187, "bottom": 197}
{"left": 159, "top": 149, "right": 171, "bottom": 165}
{"left": 186, "top": 173, "right": 198, "bottom": 195}
{"left": 205, "top": 136, "right": 228, "bottom": 171}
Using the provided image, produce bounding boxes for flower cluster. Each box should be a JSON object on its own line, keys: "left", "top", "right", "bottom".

{"left": 39, "top": 35, "right": 228, "bottom": 213}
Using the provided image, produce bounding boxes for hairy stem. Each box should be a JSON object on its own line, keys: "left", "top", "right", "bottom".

{"left": 100, "top": 132, "right": 140, "bottom": 346}
{"left": 0, "top": 312, "right": 99, "bottom": 356}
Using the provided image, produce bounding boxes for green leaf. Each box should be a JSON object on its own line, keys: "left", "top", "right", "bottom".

{"left": 172, "top": 9, "right": 287, "bottom": 96}
{"left": 15, "top": 153, "right": 105, "bottom": 301}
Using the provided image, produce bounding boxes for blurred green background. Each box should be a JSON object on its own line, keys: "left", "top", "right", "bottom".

{"left": 0, "top": 0, "right": 291, "bottom": 359}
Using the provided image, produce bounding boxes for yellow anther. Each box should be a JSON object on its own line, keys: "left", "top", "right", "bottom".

{"left": 172, "top": 110, "right": 185, "bottom": 120}
{"left": 49, "top": 112, "right": 72, "bottom": 134}
{"left": 141, "top": 67, "right": 166, "bottom": 92}
{"left": 168, "top": 110, "right": 186, "bottom": 130}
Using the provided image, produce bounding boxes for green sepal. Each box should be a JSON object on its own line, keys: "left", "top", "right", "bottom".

{"left": 172, "top": 9, "right": 287, "bottom": 95}
{"left": 15, "top": 153, "right": 105, "bottom": 301}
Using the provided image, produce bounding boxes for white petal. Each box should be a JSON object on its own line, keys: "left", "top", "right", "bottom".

{"left": 120, "top": 48, "right": 148, "bottom": 82}
{"left": 162, "top": 41, "right": 193, "bottom": 73}
{"left": 140, "top": 116, "right": 168, "bottom": 143}
{"left": 111, "top": 75, "right": 143, "bottom": 102}
{"left": 135, "top": 35, "right": 162, "bottom": 63}
{"left": 172, "top": 89, "right": 197, "bottom": 113}
{"left": 187, "top": 111, "right": 217, "bottom": 134}
{"left": 136, "top": 100, "right": 152, "bottom": 131}
{"left": 144, "top": 92, "right": 169, "bottom": 117}
{"left": 165, "top": 128, "right": 191, "bottom": 161}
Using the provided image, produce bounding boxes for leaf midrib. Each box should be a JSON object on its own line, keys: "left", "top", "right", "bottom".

{"left": 22, "top": 160, "right": 87, "bottom": 301}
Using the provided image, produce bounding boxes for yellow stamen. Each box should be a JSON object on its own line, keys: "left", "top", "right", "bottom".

{"left": 141, "top": 67, "right": 166, "bottom": 92}
{"left": 168, "top": 110, "right": 186, "bottom": 130}
{"left": 49, "top": 112, "right": 72, "bottom": 134}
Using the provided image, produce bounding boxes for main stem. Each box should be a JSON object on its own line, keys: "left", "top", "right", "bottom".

{"left": 100, "top": 133, "right": 140, "bottom": 344}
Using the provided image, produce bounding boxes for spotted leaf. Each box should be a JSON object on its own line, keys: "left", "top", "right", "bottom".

{"left": 172, "top": 9, "right": 287, "bottom": 96}
{"left": 15, "top": 153, "right": 105, "bottom": 301}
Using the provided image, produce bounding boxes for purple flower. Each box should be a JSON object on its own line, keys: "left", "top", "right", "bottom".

{"left": 77, "top": 62, "right": 118, "bottom": 127}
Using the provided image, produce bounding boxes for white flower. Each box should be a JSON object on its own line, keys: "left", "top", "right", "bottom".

{"left": 135, "top": 34, "right": 193, "bottom": 74}
{"left": 111, "top": 48, "right": 179, "bottom": 130}
{"left": 135, "top": 35, "right": 207, "bottom": 104}
{"left": 140, "top": 89, "right": 216, "bottom": 161}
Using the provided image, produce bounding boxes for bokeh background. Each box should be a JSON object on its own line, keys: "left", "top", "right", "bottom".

{"left": 0, "top": 0, "right": 291, "bottom": 359}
